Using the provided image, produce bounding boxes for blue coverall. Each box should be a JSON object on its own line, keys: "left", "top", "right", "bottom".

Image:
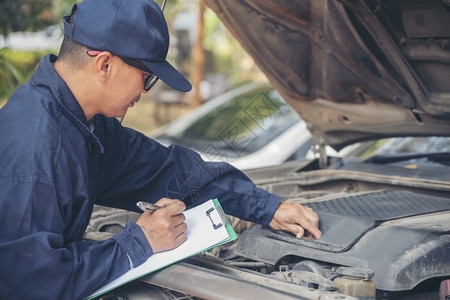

{"left": 0, "top": 54, "right": 281, "bottom": 299}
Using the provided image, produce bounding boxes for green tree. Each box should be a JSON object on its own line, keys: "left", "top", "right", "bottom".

{"left": 0, "top": 0, "right": 69, "bottom": 105}
{"left": 0, "top": 0, "right": 57, "bottom": 39}
{"left": 0, "top": 47, "right": 24, "bottom": 105}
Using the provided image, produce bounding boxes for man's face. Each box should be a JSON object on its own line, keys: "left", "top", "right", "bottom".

{"left": 101, "top": 56, "right": 150, "bottom": 118}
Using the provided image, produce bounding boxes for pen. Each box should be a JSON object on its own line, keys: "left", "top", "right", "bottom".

{"left": 136, "top": 201, "right": 162, "bottom": 212}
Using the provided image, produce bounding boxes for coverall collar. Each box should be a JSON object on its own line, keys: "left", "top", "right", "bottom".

{"left": 31, "top": 54, "right": 105, "bottom": 153}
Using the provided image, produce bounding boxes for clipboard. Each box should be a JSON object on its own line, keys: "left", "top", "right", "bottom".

{"left": 86, "top": 198, "right": 237, "bottom": 299}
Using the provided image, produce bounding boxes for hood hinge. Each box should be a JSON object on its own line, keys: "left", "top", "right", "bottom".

{"left": 311, "top": 139, "right": 328, "bottom": 169}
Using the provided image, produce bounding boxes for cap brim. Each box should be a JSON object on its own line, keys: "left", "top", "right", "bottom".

{"left": 142, "top": 60, "right": 192, "bottom": 92}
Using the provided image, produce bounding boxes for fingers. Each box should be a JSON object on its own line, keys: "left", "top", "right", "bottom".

{"left": 269, "top": 202, "right": 322, "bottom": 239}
{"left": 136, "top": 198, "right": 187, "bottom": 253}
{"left": 154, "top": 198, "right": 186, "bottom": 214}
{"left": 161, "top": 221, "right": 188, "bottom": 250}
{"left": 298, "top": 219, "right": 322, "bottom": 239}
{"left": 173, "top": 222, "right": 188, "bottom": 245}
{"left": 290, "top": 225, "right": 305, "bottom": 239}
{"left": 297, "top": 206, "right": 321, "bottom": 239}
{"left": 149, "top": 198, "right": 185, "bottom": 219}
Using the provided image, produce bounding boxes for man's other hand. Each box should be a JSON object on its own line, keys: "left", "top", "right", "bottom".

{"left": 269, "top": 202, "right": 322, "bottom": 239}
{"left": 136, "top": 198, "right": 187, "bottom": 253}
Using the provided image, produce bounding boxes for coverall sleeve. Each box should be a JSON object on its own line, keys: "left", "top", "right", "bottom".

{"left": 95, "top": 120, "right": 282, "bottom": 226}
{"left": 0, "top": 177, "right": 152, "bottom": 299}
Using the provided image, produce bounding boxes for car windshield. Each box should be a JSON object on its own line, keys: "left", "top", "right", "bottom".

{"left": 157, "top": 88, "right": 301, "bottom": 157}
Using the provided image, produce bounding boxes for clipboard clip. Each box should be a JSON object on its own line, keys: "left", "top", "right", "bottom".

{"left": 206, "top": 206, "right": 230, "bottom": 230}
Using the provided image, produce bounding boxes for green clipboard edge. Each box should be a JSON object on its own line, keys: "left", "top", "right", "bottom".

{"left": 86, "top": 198, "right": 238, "bottom": 300}
{"left": 210, "top": 198, "right": 238, "bottom": 245}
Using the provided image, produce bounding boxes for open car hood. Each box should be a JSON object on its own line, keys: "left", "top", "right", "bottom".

{"left": 204, "top": 0, "right": 450, "bottom": 150}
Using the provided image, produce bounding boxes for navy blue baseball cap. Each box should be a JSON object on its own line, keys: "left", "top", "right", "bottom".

{"left": 63, "top": 0, "right": 192, "bottom": 92}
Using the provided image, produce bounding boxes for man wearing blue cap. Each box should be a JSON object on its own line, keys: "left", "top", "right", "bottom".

{"left": 0, "top": 0, "right": 321, "bottom": 298}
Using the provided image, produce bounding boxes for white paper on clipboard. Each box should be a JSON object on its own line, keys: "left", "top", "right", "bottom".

{"left": 87, "top": 198, "right": 237, "bottom": 299}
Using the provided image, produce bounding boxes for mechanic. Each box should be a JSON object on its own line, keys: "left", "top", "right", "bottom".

{"left": 0, "top": 0, "right": 321, "bottom": 298}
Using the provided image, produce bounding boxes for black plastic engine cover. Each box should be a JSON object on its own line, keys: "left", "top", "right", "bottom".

{"left": 235, "top": 190, "right": 450, "bottom": 292}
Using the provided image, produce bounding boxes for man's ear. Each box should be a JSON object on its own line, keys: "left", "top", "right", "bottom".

{"left": 93, "top": 51, "right": 114, "bottom": 82}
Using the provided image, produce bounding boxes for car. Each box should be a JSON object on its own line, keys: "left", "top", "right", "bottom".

{"left": 89, "top": 0, "right": 450, "bottom": 299}
{"left": 151, "top": 82, "right": 313, "bottom": 170}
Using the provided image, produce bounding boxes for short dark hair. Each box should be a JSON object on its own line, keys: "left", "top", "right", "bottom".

{"left": 56, "top": 7, "right": 90, "bottom": 71}
{"left": 57, "top": 35, "right": 90, "bottom": 70}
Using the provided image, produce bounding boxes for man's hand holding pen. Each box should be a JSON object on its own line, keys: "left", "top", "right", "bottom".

{"left": 136, "top": 198, "right": 187, "bottom": 254}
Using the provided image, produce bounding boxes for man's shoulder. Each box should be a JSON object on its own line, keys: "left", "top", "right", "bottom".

{"left": 0, "top": 86, "right": 64, "bottom": 160}
{"left": 3, "top": 84, "right": 62, "bottom": 132}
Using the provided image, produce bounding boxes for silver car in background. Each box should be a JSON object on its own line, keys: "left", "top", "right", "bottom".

{"left": 152, "top": 82, "right": 313, "bottom": 170}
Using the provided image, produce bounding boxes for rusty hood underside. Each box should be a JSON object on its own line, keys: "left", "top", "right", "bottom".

{"left": 205, "top": 0, "right": 450, "bottom": 150}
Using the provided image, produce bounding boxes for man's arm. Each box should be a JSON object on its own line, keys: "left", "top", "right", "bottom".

{"left": 95, "top": 121, "right": 282, "bottom": 225}
{"left": 98, "top": 120, "right": 320, "bottom": 239}
{"left": 0, "top": 179, "right": 150, "bottom": 300}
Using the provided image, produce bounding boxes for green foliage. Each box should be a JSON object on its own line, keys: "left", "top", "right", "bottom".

{"left": 0, "top": 0, "right": 57, "bottom": 38}
{"left": 0, "top": 48, "right": 46, "bottom": 105}
{"left": 202, "top": 8, "right": 262, "bottom": 87}
{"left": 0, "top": 47, "right": 23, "bottom": 104}
{"left": 4, "top": 48, "right": 47, "bottom": 78}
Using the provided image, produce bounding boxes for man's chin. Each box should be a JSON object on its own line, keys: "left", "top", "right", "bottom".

{"left": 113, "top": 108, "right": 129, "bottom": 120}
